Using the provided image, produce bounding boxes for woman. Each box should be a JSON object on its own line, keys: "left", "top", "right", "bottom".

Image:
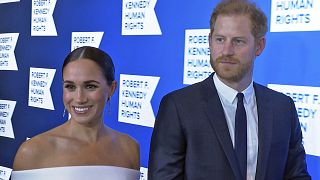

{"left": 12, "top": 46, "right": 140, "bottom": 180}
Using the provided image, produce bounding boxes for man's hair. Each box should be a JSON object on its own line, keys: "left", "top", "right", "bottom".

{"left": 210, "top": 0, "right": 267, "bottom": 39}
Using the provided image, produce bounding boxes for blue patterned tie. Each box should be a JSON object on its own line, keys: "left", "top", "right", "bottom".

{"left": 235, "top": 93, "right": 247, "bottom": 179}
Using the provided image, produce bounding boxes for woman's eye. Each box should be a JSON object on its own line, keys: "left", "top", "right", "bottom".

{"left": 86, "top": 84, "right": 98, "bottom": 90}
{"left": 64, "top": 84, "right": 75, "bottom": 91}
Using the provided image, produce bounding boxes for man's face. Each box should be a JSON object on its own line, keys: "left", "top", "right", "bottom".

{"left": 209, "top": 15, "right": 265, "bottom": 85}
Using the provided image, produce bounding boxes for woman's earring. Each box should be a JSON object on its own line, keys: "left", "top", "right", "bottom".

{"left": 63, "top": 108, "right": 66, "bottom": 117}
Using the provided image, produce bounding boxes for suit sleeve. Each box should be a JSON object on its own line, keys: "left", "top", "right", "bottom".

{"left": 148, "top": 94, "right": 186, "bottom": 180}
{"left": 284, "top": 98, "right": 311, "bottom": 179}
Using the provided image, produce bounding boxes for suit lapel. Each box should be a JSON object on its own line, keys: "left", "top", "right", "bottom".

{"left": 254, "top": 84, "right": 274, "bottom": 180}
{"left": 202, "top": 74, "right": 242, "bottom": 179}
{"left": 200, "top": 76, "right": 274, "bottom": 179}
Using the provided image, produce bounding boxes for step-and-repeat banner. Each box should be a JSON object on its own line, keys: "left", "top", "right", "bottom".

{"left": 0, "top": 0, "right": 320, "bottom": 179}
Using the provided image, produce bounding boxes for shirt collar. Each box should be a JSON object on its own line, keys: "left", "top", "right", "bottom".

{"left": 213, "top": 73, "right": 254, "bottom": 104}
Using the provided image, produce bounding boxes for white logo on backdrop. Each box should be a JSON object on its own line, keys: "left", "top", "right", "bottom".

{"left": 122, "top": 0, "right": 162, "bottom": 35}
{"left": 118, "top": 74, "right": 160, "bottom": 127}
{"left": 31, "top": 0, "right": 57, "bottom": 36}
{"left": 71, "top": 32, "right": 104, "bottom": 51}
{"left": 0, "top": 100, "right": 16, "bottom": 139}
{"left": 0, "top": 33, "right": 19, "bottom": 71}
{"left": 139, "top": 167, "right": 148, "bottom": 180}
{"left": 270, "top": 0, "right": 320, "bottom": 32}
{"left": 268, "top": 84, "right": 320, "bottom": 157}
{"left": 0, "top": 166, "right": 12, "bottom": 180}
{"left": 183, "top": 29, "right": 212, "bottom": 85}
{"left": 28, "top": 67, "right": 56, "bottom": 110}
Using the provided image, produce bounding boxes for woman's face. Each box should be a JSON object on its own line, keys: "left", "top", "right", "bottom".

{"left": 62, "top": 58, "right": 115, "bottom": 125}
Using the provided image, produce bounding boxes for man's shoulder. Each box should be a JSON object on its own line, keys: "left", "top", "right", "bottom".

{"left": 166, "top": 78, "right": 210, "bottom": 99}
{"left": 254, "top": 82, "right": 293, "bottom": 102}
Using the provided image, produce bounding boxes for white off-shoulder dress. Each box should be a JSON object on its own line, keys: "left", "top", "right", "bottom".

{"left": 11, "top": 166, "right": 140, "bottom": 180}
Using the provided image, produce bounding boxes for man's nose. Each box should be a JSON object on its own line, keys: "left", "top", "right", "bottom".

{"left": 222, "top": 41, "right": 235, "bottom": 56}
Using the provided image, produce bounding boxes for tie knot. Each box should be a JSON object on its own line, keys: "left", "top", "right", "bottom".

{"left": 237, "top": 93, "right": 244, "bottom": 102}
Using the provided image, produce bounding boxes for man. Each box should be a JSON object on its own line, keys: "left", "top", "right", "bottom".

{"left": 148, "top": 0, "right": 310, "bottom": 179}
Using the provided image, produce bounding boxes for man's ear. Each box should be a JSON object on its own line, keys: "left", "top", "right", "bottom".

{"left": 255, "top": 36, "right": 266, "bottom": 56}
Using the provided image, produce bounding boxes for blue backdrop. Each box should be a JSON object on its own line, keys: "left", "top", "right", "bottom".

{"left": 0, "top": 0, "right": 319, "bottom": 179}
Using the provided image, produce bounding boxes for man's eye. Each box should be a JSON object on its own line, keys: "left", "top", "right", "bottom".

{"left": 234, "top": 39, "right": 245, "bottom": 46}
{"left": 215, "top": 37, "right": 224, "bottom": 43}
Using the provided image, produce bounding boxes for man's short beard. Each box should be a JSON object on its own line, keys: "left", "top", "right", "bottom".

{"left": 210, "top": 55, "right": 252, "bottom": 83}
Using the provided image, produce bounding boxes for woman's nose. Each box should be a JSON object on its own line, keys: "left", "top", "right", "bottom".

{"left": 75, "top": 88, "right": 87, "bottom": 103}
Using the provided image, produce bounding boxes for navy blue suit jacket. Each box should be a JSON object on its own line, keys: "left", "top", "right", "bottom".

{"left": 148, "top": 73, "right": 310, "bottom": 180}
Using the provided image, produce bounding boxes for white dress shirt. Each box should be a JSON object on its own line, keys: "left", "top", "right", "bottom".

{"left": 213, "top": 74, "right": 258, "bottom": 180}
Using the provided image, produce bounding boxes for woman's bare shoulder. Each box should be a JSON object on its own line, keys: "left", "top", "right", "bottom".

{"left": 13, "top": 125, "right": 65, "bottom": 170}
{"left": 107, "top": 127, "right": 140, "bottom": 169}
{"left": 107, "top": 127, "right": 139, "bottom": 148}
